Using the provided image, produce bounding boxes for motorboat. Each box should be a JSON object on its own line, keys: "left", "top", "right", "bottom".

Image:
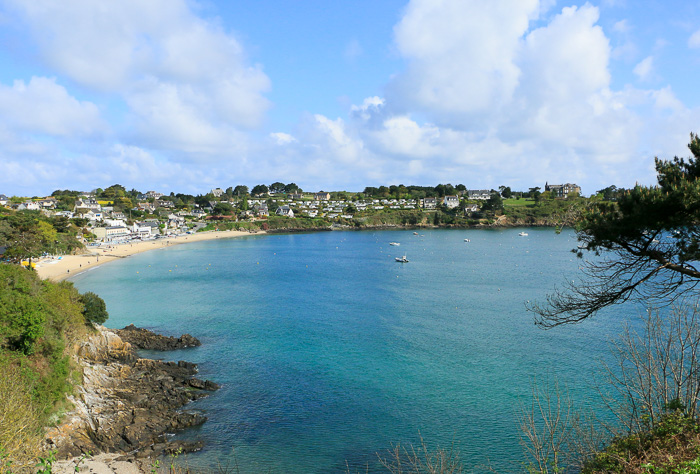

{"left": 464, "top": 238, "right": 470, "bottom": 242}
{"left": 389, "top": 242, "right": 400, "bottom": 246}
{"left": 395, "top": 255, "right": 409, "bottom": 263}
{"left": 518, "top": 232, "right": 528, "bottom": 236}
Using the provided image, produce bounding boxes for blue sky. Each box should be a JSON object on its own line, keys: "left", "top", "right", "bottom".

{"left": 0, "top": 0, "right": 698, "bottom": 197}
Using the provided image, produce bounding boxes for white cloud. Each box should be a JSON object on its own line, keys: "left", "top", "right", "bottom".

{"left": 633, "top": 56, "right": 654, "bottom": 81}
{"left": 270, "top": 132, "right": 297, "bottom": 145}
{"left": 345, "top": 39, "right": 363, "bottom": 61}
{"left": 689, "top": 30, "right": 700, "bottom": 49}
{"left": 0, "top": 77, "right": 103, "bottom": 136}
{"left": 612, "top": 19, "right": 630, "bottom": 33}
{"left": 5, "top": 0, "right": 271, "bottom": 156}
{"left": 388, "top": 0, "right": 540, "bottom": 125}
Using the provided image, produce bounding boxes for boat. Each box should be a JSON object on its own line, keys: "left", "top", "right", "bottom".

{"left": 518, "top": 232, "right": 528, "bottom": 236}
{"left": 464, "top": 238, "right": 470, "bottom": 242}
{"left": 395, "top": 255, "right": 409, "bottom": 263}
{"left": 389, "top": 242, "right": 401, "bottom": 246}
{"left": 413, "top": 232, "right": 419, "bottom": 235}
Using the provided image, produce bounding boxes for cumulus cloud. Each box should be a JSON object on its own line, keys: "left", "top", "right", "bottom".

{"left": 5, "top": 0, "right": 271, "bottom": 156}
{"left": 0, "top": 77, "right": 103, "bottom": 136}
{"left": 633, "top": 56, "right": 654, "bottom": 81}
{"left": 388, "top": 0, "right": 540, "bottom": 125}
{"left": 270, "top": 132, "right": 297, "bottom": 145}
{"left": 690, "top": 30, "right": 700, "bottom": 49}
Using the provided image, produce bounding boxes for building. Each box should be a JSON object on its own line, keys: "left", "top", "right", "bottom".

{"left": 443, "top": 195, "right": 460, "bottom": 209}
{"left": 315, "top": 192, "right": 331, "bottom": 201}
{"left": 545, "top": 183, "right": 581, "bottom": 198}
{"left": 92, "top": 226, "right": 130, "bottom": 242}
{"left": 422, "top": 197, "right": 437, "bottom": 209}
{"left": 467, "top": 190, "right": 491, "bottom": 200}
{"left": 211, "top": 188, "right": 224, "bottom": 198}
{"left": 276, "top": 205, "right": 295, "bottom": 217}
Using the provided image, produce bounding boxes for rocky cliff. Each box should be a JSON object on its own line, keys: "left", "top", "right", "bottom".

{"left": 45, "top": 326, "right": 219, "bottom": 462}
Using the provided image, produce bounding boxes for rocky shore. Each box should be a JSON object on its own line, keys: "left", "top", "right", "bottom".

{"left": 46, "top": 326, "right": 218, "bottom": 471}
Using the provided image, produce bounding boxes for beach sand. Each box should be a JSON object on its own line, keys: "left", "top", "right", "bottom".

{"left": 35, "top": 230, "right": 262, "bottom": 282}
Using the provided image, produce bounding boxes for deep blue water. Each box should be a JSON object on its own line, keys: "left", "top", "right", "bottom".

{"left": 71, "top": 228, "right": 638, "bottom": 472}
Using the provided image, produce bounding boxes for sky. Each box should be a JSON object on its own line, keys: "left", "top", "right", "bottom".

{"left": 0, "top": 0, "right": 699, "bottom": 197}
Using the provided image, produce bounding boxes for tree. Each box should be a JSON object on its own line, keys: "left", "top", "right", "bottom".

{"left": 482, "top": 192, "right": 504, "bottom": 213}
{"left": 269, "top": 182, "right": 285, "bottom": 194}
{"left": 284, "top": 183, "right": 300, "bottom": 194}
{"left": 233, "top": 185, "right": 249, "bottom": 197}
{"left": 212, "top": 202, "right": 234, "bottom": 216}
{"left": 80, "top": 291, "right": 109, "bottom": 325}
{"left": 251, "top": 184, "right": 269, "bottom": 196}
{"left": 499, "top": 186, "right": 513, "bottom": 199}
{"left": 530, "top": 133, "right": 700, "bottom": 327}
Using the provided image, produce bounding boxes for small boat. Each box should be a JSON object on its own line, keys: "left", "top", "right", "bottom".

{"left": 518, "top": 232, "right": 528, "bottom": 236}
{"left": 389, "top": 242, "right": 401, "bottom": 246}
{"left": 395, "top": 255, "right": 409, "bottom": 263}
{"left": 413, "top": 232, "right": 419, "bottom": 235}
{"left": 464, "top": 238, "right": 470, "bottom": 242}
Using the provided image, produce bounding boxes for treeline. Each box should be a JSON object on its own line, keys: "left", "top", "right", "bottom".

{"left": 0, "top": 208, "right": 85, "bottom": 264}
{"left": 0, "top": 263, "right": 108, "bottom": 469}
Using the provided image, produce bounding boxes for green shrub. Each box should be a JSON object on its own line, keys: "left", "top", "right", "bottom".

{"left": 80, "top": 291, "right": 109, "bottom": 325}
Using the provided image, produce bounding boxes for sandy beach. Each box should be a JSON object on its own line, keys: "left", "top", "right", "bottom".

{"left": 35, "top": 230, "right": 262, "bottom": 282}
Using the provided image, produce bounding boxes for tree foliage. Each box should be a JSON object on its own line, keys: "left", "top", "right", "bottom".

{"left": 80, "top": 291, "right": 109, "bottom": 325}
{"left": 530, "top": 133, "right": 700, "bottom": 327}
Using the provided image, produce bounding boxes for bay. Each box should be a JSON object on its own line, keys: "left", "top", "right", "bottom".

{"left": 71, "top": 228, "right": 637, "bottom": 472}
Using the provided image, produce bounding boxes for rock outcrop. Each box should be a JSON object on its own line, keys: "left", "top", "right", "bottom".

{"left": 115, "top": 324, "right": 201, "bottom": 350}
{"left": 46, "top": 326, "right": 218, "bottom": 462}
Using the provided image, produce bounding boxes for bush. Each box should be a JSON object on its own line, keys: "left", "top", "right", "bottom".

{"left": 80, "top": 291, "right": 109, "bottom": 325}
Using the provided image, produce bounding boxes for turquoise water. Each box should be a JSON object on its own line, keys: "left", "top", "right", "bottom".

{"left": 71, "top": 228, "right": 636, "bottom": 472}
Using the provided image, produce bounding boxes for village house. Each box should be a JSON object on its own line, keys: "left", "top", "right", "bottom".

{"left": 38, "top": 197, "right": 58, "bottom": 209}
{"left": 288, "top": 193, "right": 304, "bottom": 200}
{"left": 314, "top": 192, "right": 331, "bottom": 201}
{"left": 253, "top": 203, "right": 269, "bottom": 217}
{"left": 276, "top": 205, "right": 294, "bottom": 217}
{"left": 92, "top": 226, "right": 130, "bottom": 242}
{"left": 211, "top": 188, "right": 224, "bottom": 198}
{"left": 145, "top": 191, "right": 163, "bottom": 200}
{"left": 422, "top": 197, "right": 437, "bottom": 209}
{"left": 17, "top": 201, "right": 41, "bottom": 211}
{"left": 0, "top": 194, "right": 8, "bottom": 206}
{"left": 443, "top": 195, "right": 460, "bottom": 208}
{"left": 75, "top": 198, "right": 101, "bottom": 212}
{"left": 467, "top": 190, "right": 491, "bottom": 200}
{"left": 545, "top": 183, "right": 581, "bottom": 198}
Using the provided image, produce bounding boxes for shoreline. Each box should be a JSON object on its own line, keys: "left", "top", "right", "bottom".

{"left": 35, "top": 229, "right": 264, "bottom": 282}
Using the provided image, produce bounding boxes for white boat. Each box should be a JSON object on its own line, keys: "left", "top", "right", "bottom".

{"left": 395, "top": 255, "right": 409, "bottom": 263}
{"left": 389, "top": 242, "right": 400, "bottom": 246}
{"left": 519, "top": 232, "right": 528, "bottom": 236}
{"left": 413, "top": 232, "right": 419, "bottom": 235}
{"left": 464, "top": 238, "right": 470, "bottom": 242}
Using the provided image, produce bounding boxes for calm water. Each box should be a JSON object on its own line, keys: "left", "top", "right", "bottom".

{"left": 71, "top": 228, "right": 637, "bottom": 472}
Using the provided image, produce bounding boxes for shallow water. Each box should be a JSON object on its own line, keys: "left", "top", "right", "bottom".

{"left": 72, "top": 228, "right": 637, "bottom": 472}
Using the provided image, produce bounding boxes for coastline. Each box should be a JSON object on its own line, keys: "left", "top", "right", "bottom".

{"left": 48, "top": 325, "right": 218, "bottom": 474}
{"left": 35, "top": 229, "right": 264, "bottom": 282}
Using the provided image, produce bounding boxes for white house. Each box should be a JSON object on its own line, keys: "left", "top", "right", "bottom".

{"left": 444, "top": 195, "right": 460, "bottom": 208}
{"left": 276, "top": 205, "right": 294, "bottom": 218}
{"left": 467, "top": 190, "right": 491, "bottom": 200}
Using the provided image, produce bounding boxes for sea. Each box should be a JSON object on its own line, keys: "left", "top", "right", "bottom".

{"left": 70, "top": 228, "right": 641, "bottom": 473}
